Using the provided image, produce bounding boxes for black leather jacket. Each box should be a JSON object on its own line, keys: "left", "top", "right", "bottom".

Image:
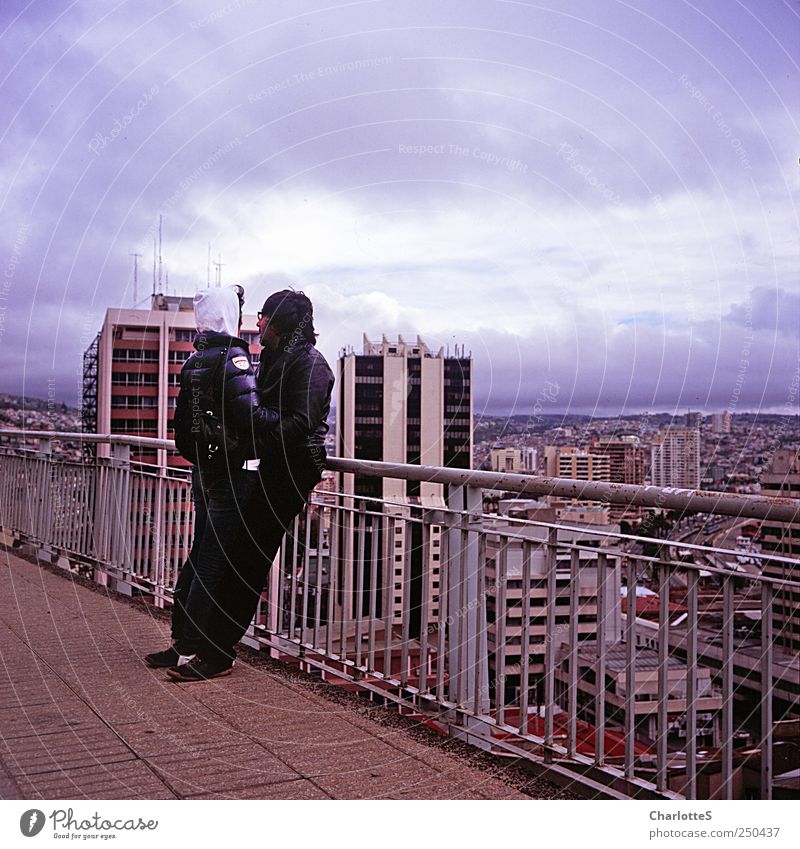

{"left": 173, "top": 332, "right": 278, "bottom": 464}
{"left": 256, "top": 340, "right": 334, "bottom": 480}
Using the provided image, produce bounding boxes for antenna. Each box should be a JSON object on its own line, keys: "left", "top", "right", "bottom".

{"left": 129, "top": 252, "right": 142, "bottom": 305}
{"left": 213, "top": 253, "right": 224, "bottom": 287}
{"left": 152, "top": 236, "right": 157, "bottom": 296}
{"left": 207, "top": 243, "right": 211, "bottom": 288}
{"left": 158, "top": 214, "right": 163, "bottom": 290}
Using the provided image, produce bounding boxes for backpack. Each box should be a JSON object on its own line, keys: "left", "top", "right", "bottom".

{"left": 174, "top": 347, "right": 244, "bottom": 470}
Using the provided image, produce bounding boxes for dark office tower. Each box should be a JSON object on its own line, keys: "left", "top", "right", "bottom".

{"left": 337, "top": 335, "right": 473, "bottom": 625}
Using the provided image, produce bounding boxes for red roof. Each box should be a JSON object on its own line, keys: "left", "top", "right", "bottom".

{"left": 492, "top": 708, "right": 654, "bottom": 756}
{"left": 621, "top": 595, "right": 686, "bottom": 618}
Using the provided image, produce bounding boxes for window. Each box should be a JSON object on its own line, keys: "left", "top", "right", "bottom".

{"left": 112, "top": 372, "right": 158, "bottom": 386}
{"left": 112, "top": 348, "right": 158, "bottom": 363}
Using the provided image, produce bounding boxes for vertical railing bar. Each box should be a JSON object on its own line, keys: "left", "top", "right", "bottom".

{"left": 418, "top": 516, "right": 431, "bottom": 694}
{"left": 399, "top": 513, "right": 412, "bottom": 689}
{"left": 288, "top": 515, "right": 300, "bottom": 640}
{"left": 276, "top": 533, "right": 288, "bottom": 635}
{"left": 495, "top": 536, "right": 508, "bottom": 727}
{"left": 594, "top": 550, "right": 608, "bottom": 768}
{"left": 383, "top": 515, "right": 394, "bottom": 683}
{"left": 544, "top": 526, "right": 558, "bottom": 763}
{"left": 472, "top": 530, "right": 487, "bottom": 715}
{"left": 568, "top": 547, "right": 580, "bottom": 759}
{"left": 132, "top": 475, "right": 142, "bottom": 576}
{"left": 151, "top": 470, "right": 165, "bottom": 587}
{"left": 367, "top": 512, "right": 379, "bottom": 674}
{"left": 165, "top": 476, "right": 175, "bottom": 595}
{"left": 340, "top": 503, "right": 354, "bottom": 663}
{"left": 519, "top": 539, "right": 532, "bottom": 735}
{"left": 685, "top": 568, "right": 698, "bottom": 799}
{"left": 354, "top": 502, "right": 366, "bottom": 669}
{"left": 313, "top": 506, "right": 324, "bottom": 651}
{"left": 326, "top": 498, "right": 340, "bottom": 658}
{"left": 722, "top": 575, "right": 734, "bottom": 800}
{"left": 624, "top": 556, "right": 637, "bottom": 779}
{"left": 436, "top": 513, "right": 450, "bottom": 699}
{"left": 456, "top": 514, "right": 469, "bottom": 705}
{"left": 760, "top": 581, "right": 773, "bottom": 800}
{"left": 301, "top": 508, "right": 313, "bottom": 646}
{"left": 656, "top": 559, "right": 670, "bottom": 792}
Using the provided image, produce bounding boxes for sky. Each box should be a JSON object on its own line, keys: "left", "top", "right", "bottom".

{"left": 0, "top": 0, "right": 797, "bottom": 417}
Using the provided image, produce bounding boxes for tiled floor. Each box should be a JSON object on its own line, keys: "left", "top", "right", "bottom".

{"left": 0, "top": 550, "right": 561, "bottom": 800}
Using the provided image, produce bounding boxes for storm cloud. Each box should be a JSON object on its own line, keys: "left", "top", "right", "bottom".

{"left": 1, "top": 0, "right": 797, "bottom": 414}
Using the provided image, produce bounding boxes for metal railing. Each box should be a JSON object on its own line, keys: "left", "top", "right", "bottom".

{"left": 1, "top": 429, "right": 798, "bottom": 800}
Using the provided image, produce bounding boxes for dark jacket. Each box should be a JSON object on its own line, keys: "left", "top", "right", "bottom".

{"left": 173, "top": 332, "right": 278, "bottom": 466}
{"left": 256, "top": 340, "right": 334, "bottom": 482}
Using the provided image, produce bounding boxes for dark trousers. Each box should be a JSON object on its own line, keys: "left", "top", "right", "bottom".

{"left": 203, "top": 468, "right": 315, "bottom": 665}
{"left": 171, "top": 466, "right": 256, "bottom": 656}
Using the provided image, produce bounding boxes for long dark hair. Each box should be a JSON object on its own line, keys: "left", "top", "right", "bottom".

{"left": 261, "top": 289, "right": 317, "bottom": 348}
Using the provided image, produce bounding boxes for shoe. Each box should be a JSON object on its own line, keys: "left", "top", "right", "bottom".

{"left": 144, "top": 648, "right": 195, "bottom": 668}
{"left": 166, "top": 658, "right": 234, "bottom": 682}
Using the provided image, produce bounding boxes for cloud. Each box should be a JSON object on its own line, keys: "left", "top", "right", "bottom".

{"left": 0, "top": 0, "right": 797, "bottom": 415}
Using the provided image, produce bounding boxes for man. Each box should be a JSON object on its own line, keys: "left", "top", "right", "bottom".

{"left": 171, "top": 288, "right": 334, "bottom": 681}
{"left": 144, "top": 286, "right": 278, "bottom": 678}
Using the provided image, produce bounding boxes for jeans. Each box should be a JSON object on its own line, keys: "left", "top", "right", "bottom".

{"left": 203, "top": 466, "right": 318, "bottom": 665}
{"left": 171, "top": 465, "right": 256, "bottom": 657}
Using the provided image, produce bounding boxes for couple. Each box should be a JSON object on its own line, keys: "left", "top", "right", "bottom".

{"left": 145, "top": 285, "right": 334, "bottom": 682}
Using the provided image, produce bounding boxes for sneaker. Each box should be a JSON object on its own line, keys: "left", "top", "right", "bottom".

{"left": 166, "top": 658, "right": 234, "bottom": 682}
{"left": 144, "top": 648, "right": 195, "bottom": 668}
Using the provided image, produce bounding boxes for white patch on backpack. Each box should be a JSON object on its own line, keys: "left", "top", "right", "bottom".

{"left": 232, "top": 356, "right": 250, "bottom": 370}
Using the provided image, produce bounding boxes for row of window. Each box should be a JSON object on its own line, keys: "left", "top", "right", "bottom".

{"left": 111, "top": 396, "right": 159, "bottom": 409}
{"left": 111, "top": 421, "right": 158, "bottom": 433}
{"left": 112, "top": 372, "right": 158, "bottom": 386}
{"left": 112, "top": 349, "right": 159, "bottom": 362}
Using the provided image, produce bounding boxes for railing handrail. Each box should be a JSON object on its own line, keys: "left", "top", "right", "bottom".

{"left": 1, "top": 428, "right": 798, "bottom": 523}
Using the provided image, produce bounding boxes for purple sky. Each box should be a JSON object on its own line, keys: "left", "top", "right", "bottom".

{"left": 1, "top": 0, "right": 797, "bottom": 417}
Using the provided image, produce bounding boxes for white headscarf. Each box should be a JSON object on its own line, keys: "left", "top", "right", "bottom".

{"left": 193, "top": 286, "right": 240, "bottom": 336}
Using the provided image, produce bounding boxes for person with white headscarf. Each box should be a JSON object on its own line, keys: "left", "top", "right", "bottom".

{"left": 144, "top": 285, "right": 278, "bottom": 680}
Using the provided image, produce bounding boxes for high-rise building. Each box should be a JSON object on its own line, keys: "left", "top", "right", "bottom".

{"left": 337, "top": 334, "right": 472, "bottom": 498}
{"left": 543, "top": 445, "right": 610, "bottom": 511}
{"left": 684, "top": 411, "right": 704, "bottom": 429}
{"left": 594, "top": 435, "right": 645, "bottom": 521}
{"left": 336, "top": 334, "right": 472, "bottom": 624}
{"left": 711, "top": 411, "right": 731, "bottom": 434}
{"left": 759, "top": 449, "right": 800, "bottom": 651}
{"left": 544, "top": 446, "right": 611, "bottom": 481}
{"left": 490, "top": 446, "right": 538, "bottom": 474}
{"left": 85, "top": 294, "right": 261, "bottom": 467}
{"left": 650, "top": 427, "right": 700, "bottom": 489}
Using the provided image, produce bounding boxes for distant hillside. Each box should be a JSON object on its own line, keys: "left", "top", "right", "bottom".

{"left": 0, "top": 393, "right": 81, "bottom": 432}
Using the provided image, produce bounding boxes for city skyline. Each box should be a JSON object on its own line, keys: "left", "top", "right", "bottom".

{"left": 0, "top": 1, "right": 797, "bottom": 415}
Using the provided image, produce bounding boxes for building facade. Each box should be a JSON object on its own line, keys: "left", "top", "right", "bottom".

{"left": 759, "top": 448, "right": 800, "bottom": 650}
{"left": 336, "top": 335, "right": 473, "bottom": 625}
{"left": 593, "top": 435, "right": 646, "bottom": 521}
{"left": 650, "top": 427, "right": 701, "bottom": 489}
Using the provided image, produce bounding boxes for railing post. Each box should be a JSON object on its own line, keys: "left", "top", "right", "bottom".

{"left": 35, "top": 439, "right": 53, "bottom": 546}
{"left": 445, "top": 483, "right": 488, "bottom": 713}
{"left": 109, "top": 443, "right": 131, "bottom": 569}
